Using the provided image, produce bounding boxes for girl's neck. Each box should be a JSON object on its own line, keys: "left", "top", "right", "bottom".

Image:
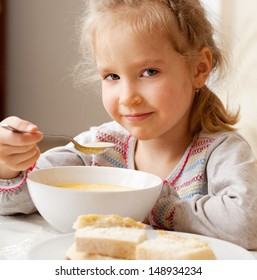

{"left": 134, "top": 133, "right": 193, "bottom": 179}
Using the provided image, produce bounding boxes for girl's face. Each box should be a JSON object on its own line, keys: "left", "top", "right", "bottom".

{"left": 96, "top": 30, "right": 196, "bottom": 141}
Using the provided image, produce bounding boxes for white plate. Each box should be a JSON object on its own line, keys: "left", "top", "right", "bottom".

{"left": 27, "top": 230, "right": 255, "bottom": 260}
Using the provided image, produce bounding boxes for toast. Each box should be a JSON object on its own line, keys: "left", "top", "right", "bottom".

{"left": 76, "top": 226, "right": 147, "bottom": 259}
{"left": 73, "top": 214, "right": 146, "bottom": 230}
{"left": 66, "top": 243, "right": 121, "bottom": 260}
{"left": 136, "top": 231, "right": 216, "bottom": 260}
{"left": 68, "top": 214, "right": 146, "bottom": 260}
{"left": 66, "top": 215, "right": 216, "bottom": 260}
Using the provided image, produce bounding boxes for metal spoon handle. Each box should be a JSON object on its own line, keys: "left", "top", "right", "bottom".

{"left": 0, "top": 123, "right": 26, "bottom": 133}
{"left": 0, "top": 123, "right": 115, "bottom": 154}
{"left": 43, "top": 133, "right": 84, "bottom": 149}
{"left": 1, "top": 124, "right": 71, "bottom": 141}
{"left": 1, "top": 124, "right": 77, "bottom": 145}
{"left": 43, "top": 133, "right": 74, "bottom": 143}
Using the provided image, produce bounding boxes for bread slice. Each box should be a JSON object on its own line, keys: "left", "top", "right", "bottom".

{"left": 75, "top": 226, "right": 147, "bottom": 259}
{"left": 66, "top": 243, "right": 121, "bottom": 260}
{"left": 136, "top": 231, "right": 216, "bottom": 260}
{"left": 73, "top": 214, "right": 145, "bottom": 230}
{"left": 68, "top": 215, "right": 216, "bottom": 260}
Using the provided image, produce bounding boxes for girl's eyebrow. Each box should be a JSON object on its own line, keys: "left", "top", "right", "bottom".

{"left": 97, "top": 59, "right": 165, "bottom": 72}
{"left": 136, "top": 59, "right": 165, "bottom": 67}
{"left": 97, "top": 65, "right": 111, "bottom": 72}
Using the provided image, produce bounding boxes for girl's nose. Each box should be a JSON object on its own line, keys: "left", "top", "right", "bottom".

{"left": 119, "top": 82, "right": 143, "bottom": 106}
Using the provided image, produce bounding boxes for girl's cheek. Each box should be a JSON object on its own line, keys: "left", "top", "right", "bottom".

{"left": 102, "top": 93, "right": 115, "bottom": 115}
{"left": 102, "top": 83, "right": 121, "bottom": 116}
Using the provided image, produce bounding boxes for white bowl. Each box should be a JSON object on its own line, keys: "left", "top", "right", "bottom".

{"left": 27, "top": 166, "right": 162, "bottom": 233}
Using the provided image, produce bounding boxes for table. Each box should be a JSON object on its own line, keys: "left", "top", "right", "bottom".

{"left": 0, "top": 213, "right": 257, "bottom": 260}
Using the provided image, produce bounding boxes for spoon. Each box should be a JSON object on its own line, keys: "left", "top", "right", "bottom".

{"left": 0, "top": 123, "right": 115, "bottom": 155}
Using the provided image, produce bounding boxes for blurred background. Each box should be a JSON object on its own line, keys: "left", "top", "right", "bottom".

{"left": 0, "top": 0, "right": 257, "bottom": 155}
{"left": 0, "top": 0, "right": 111, "bottom": 151}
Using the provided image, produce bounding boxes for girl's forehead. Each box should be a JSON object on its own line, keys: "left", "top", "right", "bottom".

{"left": 89, "top": 5, "right": 186, "bottom": 58}
{"left": 93, "top": 23, "right": 174, "bottom": 57}
{"left": 94, "top": 28, "right": 183, "bottom": 72}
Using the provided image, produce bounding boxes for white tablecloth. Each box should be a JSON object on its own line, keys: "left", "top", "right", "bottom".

{"left": 0, "top": 213, "right": 257, "bottom": 260}
{"left": 0, "top": 213, "right": 58, "bottom": 260}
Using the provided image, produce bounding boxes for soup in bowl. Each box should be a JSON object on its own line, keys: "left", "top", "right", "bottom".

{"left": 27, "top": 166, "right": 162, "bottom": 233}
{"left": 56, "top": 183, "right": 134, "bottom": 192}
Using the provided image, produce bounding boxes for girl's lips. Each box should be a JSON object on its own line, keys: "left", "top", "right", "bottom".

{"left": 124, "top": 112, "right": 153, "bottom": 121}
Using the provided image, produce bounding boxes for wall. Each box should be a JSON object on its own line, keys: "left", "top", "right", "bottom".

{"left": 6, "top": 0, "right": 110, "bottom": 139}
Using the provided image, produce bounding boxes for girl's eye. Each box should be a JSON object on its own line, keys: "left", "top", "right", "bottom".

{"left": 142, "top": 69, "right": 158, "bottom": 77}
{"left": 105, "top": 74, "right": 120, "bottom": 80}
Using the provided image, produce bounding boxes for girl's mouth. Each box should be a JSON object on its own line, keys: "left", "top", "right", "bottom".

{"left": 124, "top": 112, "right": 153, "bottom": 122}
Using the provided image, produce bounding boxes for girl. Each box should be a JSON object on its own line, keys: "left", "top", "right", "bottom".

{"left": 1, "top": 0, "right": 257, "bottom": 249}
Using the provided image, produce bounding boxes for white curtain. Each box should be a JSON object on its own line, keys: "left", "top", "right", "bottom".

{"left": 221, "top": 0, "right": 257, "bottom": 156}
{"left": 203, "top": 0, "right": 257, "bottom": 156}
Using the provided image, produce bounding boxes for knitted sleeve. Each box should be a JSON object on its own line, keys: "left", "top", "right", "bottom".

{"left": 0, "top": 168, "right": 37, "bottom": 215}
{"left": 149, "top": 132, "right": 257, "bottom": 250}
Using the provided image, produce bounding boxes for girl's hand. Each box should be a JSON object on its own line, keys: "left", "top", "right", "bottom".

{"left": 0, "top": 116, "right": 43, "bottom": 179}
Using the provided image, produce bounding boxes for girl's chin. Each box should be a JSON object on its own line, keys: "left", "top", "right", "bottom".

{"left": 120, "top": 122, "right": 155, "bottom": 140}
{"left": 129, "top": 131, "right": 153, "bottom": 141}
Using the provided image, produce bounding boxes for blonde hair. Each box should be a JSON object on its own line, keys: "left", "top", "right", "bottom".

{"left": 76, "top": 0, "right": 239, "bottom": 134}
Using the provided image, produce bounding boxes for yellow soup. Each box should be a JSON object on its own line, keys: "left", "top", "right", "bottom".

{"left": 57, "top": 183, "right": 133, "bottom": 192}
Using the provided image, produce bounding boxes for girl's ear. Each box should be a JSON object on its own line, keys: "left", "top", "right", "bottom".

{"left": 192, "top": 47, "right": 212, "bottom": 89}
